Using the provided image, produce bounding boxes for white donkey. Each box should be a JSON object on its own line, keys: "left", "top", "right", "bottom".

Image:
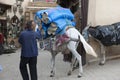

{"left": 37, "top": 25, "right": 97, "bottom": 78}
{"left": 34, "top": 7, "right": 97, "bottom": 78}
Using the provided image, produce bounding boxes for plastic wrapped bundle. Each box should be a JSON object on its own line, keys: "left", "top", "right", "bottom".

{"left": 88, "top": 22, "right": 120, "bottom": 46}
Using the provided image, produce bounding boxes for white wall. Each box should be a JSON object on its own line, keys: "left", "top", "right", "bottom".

{"left": 88, "top": 0, "right": 120, "bottom": 26}
{"left": 87, "top": 0, "right": 96, "bottom": 26}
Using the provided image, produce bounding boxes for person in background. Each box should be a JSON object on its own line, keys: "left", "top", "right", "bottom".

{"left": 18, "top": 20, "right": 41, "bottom": 80}
{"left": 0, "top": 31, "right": 4, "bottom": 55}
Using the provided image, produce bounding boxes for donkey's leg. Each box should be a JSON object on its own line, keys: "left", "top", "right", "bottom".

{"left": 67, "top": 42, "right": 83, "bottom": 78}
{"left": 72, "top": 56, "right": 78, "bottom": 71}
{"left": 67, "top": 54, "right": 75, "bottom": 76}
{"left": 99, "top": 43, "right": 106, "bottom": 65}
{"left": 50, "top": 51, "right": 57, "bottom": 77}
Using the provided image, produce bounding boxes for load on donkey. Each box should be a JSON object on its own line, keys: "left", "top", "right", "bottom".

{"left": 34, "top": 0, "right": 97, "bottom": 78}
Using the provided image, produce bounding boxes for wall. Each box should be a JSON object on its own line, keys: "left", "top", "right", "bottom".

{"left": 88, "top": 0, "right": 120, "bottom": 26}
{"left": 0, "top": 0, "right": 30, "bottom": 19}
{"left": 95, "top": 0, "right": 120, "bottom": 25}
{"left": 87, "top": 0, "right": 96, "bottom": 26}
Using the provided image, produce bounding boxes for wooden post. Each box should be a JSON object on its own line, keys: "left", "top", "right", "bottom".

{"left": 77, "top": 0, "right": 89, "bottom": 65}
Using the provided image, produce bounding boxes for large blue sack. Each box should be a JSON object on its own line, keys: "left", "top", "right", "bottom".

{"left": 35, "top": 6, "right": 75, "bottom": 37}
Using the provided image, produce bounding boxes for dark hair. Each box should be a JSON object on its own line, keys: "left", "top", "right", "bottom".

{"left": 25, "top": 20, "right": 33, "bottom": 29}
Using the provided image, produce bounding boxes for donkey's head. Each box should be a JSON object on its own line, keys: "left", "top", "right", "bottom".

{"left": 82, "top": 24, "right": 101, "bottom": 42}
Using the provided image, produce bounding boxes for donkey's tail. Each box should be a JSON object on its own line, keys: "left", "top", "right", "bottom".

{"left": 79, "top": 33, "right": 97, "bottom": 57}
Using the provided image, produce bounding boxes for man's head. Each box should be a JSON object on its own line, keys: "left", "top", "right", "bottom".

{"left": 26, "top": 20, "right": 36, "bottom": 30}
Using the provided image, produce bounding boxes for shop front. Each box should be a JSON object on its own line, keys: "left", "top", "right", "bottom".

{"left": 0, "top": 3, "right": 11, "bottom": 38}
{"left": 0, "top": 2, "right": 16, "bottom": 53}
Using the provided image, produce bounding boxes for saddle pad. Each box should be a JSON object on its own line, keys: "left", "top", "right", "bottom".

{"left": 56, "top": 34, "right": 70, "bottom": 47}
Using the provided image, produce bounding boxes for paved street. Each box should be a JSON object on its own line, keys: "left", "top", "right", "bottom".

{"left": 0, "top": 48, "right": 120, "bottom": 80}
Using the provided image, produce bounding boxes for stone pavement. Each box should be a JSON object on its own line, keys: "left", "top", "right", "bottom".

{"left": 0, "top": 48, "right": 120, "bottom": 80}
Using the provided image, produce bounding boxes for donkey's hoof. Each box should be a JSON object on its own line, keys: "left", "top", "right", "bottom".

{"left": 99, "top": 62, "right": 105, "bottom": 66}
{"left": 50, "top": 74, "right": 54, "bottom": 77}
{"left": 77, "top": 73, "right": 82, "bottom": 78}
{"left": 77, "top": 75, "right": 82, "bottom": 78}
{"left": 67, "top": 71, "right": 71, "bottom": 76}
{"left": 72, "top": 66, "right": 79, "bottom": 71}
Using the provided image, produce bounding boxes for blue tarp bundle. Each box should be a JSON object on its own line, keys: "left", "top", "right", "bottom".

{"left": 35, "top": 6, "right": 75, "bottom": 37}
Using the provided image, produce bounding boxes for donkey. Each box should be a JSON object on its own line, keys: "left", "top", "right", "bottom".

{"left": 82, "top": 25, "right": 106, "bottom": 65}
{"left": 82, "top": 22, "right": 120, "bottom": 65}
{"left": 34, "top": 6, "right": 97, "bottom": 77}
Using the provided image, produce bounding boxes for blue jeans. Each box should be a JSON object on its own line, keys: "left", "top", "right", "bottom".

{"left": 19, "top": 56, "right": 37, "bottom": 80}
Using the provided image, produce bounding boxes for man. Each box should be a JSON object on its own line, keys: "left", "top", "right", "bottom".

{"left": 19, "top": 20, "right": 41, "bottom": 80}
